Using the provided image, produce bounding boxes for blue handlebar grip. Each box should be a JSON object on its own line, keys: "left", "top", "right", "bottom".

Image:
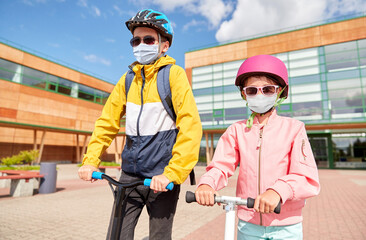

{"left": 143, "top": 179, "right": 174, "bottom": 190}
{"left": 92, "top": 171, "right": 104, "bottom": 180}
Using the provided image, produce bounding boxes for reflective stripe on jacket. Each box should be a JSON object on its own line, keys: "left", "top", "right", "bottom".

{"left": 198, "top": 110, "right": 320, "bottom": 226}
{"left": 82, "top": 55, "right": 202, "bottom": 184}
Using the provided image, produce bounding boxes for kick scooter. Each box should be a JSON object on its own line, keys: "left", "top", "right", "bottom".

{"left": 92, "top": 172, "right": 174, "bottom": 240}
{"left": 186, "top": 191, "right": 281, "bottom": 240}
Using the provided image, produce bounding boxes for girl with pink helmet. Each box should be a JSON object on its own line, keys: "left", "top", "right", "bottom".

{"left": 195, "top": 55, "right": 320, "bottom": 239}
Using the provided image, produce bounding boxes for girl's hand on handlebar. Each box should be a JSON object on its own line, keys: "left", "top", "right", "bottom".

{"left": 254, "top": 189, "right": 281, "bottom": 214}
{"left": 195, "top": 184, "right": 218, "bottom": 207}
{"left": 150, "top": 174, "right": 170, "bottom": 193}
{"left": 78, "top": 165, "right": 99, "bottom": 182}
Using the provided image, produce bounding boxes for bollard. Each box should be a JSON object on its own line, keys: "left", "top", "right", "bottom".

{"left": 39, "top": 162, "right": 57, "bottom": 194}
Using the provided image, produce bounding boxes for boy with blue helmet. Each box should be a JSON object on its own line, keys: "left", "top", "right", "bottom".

{"left": 79, "top": 9, "right": 202, "bottom": 240}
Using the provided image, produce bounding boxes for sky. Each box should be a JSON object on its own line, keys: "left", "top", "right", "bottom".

{"left": 0, "top": 0, "right": 365, "bottom": 84}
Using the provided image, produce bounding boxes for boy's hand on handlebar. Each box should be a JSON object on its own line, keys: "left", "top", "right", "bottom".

{"left": 78, "top": 165, "right": 99, "bottom": 182}
{"left": 254, "top": 189, "right": 281, "bottom": 214}
{"left": 195, "top": 184, "right": 217, "bottom": 207}
{"left": 150, "top": 174, "right": 170, "bottom": 193}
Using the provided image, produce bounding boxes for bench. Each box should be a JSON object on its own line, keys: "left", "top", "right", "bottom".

{"left": 0, "top": 170, "right": 44, "bottom": 197}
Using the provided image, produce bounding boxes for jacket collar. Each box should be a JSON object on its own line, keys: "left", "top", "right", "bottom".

{"left": 252, "top": 109, "right": 279, "bottom": 127}
{"left": 130, "top": 55, "right": 176, "bottom": 75}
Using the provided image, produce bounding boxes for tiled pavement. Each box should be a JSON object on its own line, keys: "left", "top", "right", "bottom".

{"left": 0, "top": 165, "right": 365, "bottom": 240}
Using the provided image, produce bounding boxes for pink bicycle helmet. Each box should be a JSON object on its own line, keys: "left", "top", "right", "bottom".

{"left": 235, "top": 55, "right": 289, "bottom": 98}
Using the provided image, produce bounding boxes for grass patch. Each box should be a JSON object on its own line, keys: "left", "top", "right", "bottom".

{"left": 0, "top": 165, "right": 41, "bottom": 171}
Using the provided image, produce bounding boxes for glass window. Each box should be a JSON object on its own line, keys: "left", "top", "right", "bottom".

{"left": 289, "top": 66, "right": 319, "bottom": 77}
{"left": 324, "top": 41, "right": 357, "bottom": 54}
{"left": 330, "top": 98, "right": 363, "bottom": 109}
{"left": 58, "top": 78, "right": 72, "bottom": 95}
{"left": 197, "top": 104, "right": 214, "bottom": 112}
{"left": 291, "top": 92, "right": 322, "bottom": 103}
{"left": 289, "top": 48, "right": 318, "bottom": 60}
{"left": 225, "top": 107, "right": 246, "bottom": 116}
{"left": 278, "top": 103, "right": 291, "bottom": 111}
{"left": 0, "top": 68, "right": 19, "bottom": 82}
{"left": 0, "top": 59, "right": 20, "bottom": 82}
{"left": 194, "top": 81, "right": 212, "bottom": 89}
{"left": 223, "top": 60, "right": 242, "bottom": 71}
{"left": 325, "top": 51, "right": 358, "bottom": 64}
{"left": 23, "top": 66, "right": 48, "bottom": 81}
{"left": 328, "top": 88, "right": 362, "bottom": 100}
{"left": 358, "top": 39, "right": 366, "bottom": 49}
{"left": 327, "top": 69, "right": 360, "bottom": 80}
{"left": 292, "top": 101, "right": 322, "bottom": 116}
{"left": 291, "top": 83, "right": 321, "bottom": 94}
{"left": 22, "top": 66, "right": 46, "bottom": 89}
{"left": 192, "top": 74, "right": 212, "bottom": 83}
{"left": 193, "top": 88, "right": 213, "bottom": 96}
{"left": 290, "top": 74, "right": 320, "bottom": 85}
{"left": 78, "top": 84, "right": 95, "bottom": 102}
{"left": 326, "top": 60, "right": 358, "bottom": 71}
{"left": 192, "top": 65, "right": 212, "bottom": 75}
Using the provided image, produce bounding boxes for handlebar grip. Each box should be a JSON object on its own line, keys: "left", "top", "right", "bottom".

{"left": 143, "top": 179, "right": 174, "bottom": 191}
{"left": 92, "top": 171, "right": 104, "bottom": 180}
{"left": 186, "top": 191, "right": 196, "bottom": 203}
{"left": 246, "top": 197, "right": 281, "bottom": 214}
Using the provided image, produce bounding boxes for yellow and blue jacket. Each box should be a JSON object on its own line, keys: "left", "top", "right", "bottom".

{"left": 82, "top": 55, "right": 202, "bottom": 184}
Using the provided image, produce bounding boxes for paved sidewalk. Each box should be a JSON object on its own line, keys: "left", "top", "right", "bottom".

{"left": 0, "top": 165, "right": 365, "bottom": 239}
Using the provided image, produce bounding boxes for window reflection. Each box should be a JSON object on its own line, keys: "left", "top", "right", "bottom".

{"left": 0, "top": 58, "right": 110, "bottom": 104}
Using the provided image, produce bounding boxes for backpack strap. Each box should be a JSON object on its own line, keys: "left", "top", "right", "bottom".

{"left": 157, "top": 64, "right": 176, "bottom": 121}
{"left": 125, "top": 69, "right": 135, "bottom": 97}
{"left": 124, "top": 65, "right": 196, "bottom": 185}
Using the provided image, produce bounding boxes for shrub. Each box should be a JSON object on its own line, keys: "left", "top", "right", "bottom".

{"left": 0, "top": 150, "right": 39, "bottom": 167}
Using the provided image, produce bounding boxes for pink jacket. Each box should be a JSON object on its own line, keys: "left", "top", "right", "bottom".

{"left": 198, "top": 110, "right": 320, "bottom": 226}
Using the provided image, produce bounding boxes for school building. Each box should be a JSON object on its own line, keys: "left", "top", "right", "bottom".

{"left": 185, "top": 15, "right": 366, "bottom": 169}
{"left": 1, "top": 15, "right": 365, "bottom": 169}
{"left": 0, "top": 40, "right": 125, "bottom": 164}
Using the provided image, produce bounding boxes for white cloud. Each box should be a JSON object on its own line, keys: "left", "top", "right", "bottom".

{"left": 105, "top": 38, "right": 116, "bottom": 43}
{"left": 77, "top": 0, "right": 102, "bottom": 17}
{"left": 215, "top": 0, "right": 366, "bottom": 43}
{"left": 183, "top": 19, "right": 206, "bottom": 31}
{"left": 134, "top": 0, "right": 234, "bottom": 29}
{"left": 92, "top": 6, "right": 101, "bottom": 17}
{"left": 84, "top": 54, "right": 111, "bottom": 66}
{"left": 77, "top": 0, "right": 87, "bottom": 8}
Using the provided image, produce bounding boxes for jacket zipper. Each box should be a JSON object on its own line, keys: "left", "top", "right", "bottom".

{"left": 257, "top": 127, "right": 264, "bottom": 226}
{"left": 134, "top": 68, "right": 145, "bottom": 173}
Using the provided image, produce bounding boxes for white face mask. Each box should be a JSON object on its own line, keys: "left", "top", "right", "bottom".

{"left": 133, "top": 43, "right": 160, "bottom": 65}
{"left": 246, "top": 93, "right": 277, "bottom": 114}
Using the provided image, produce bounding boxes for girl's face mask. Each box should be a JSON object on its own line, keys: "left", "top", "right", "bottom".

{"left": 246, "top": 93, "right": 277, "bottom": 114}
{"left": 133, "top": 43, "right": 160, "bottom": 65}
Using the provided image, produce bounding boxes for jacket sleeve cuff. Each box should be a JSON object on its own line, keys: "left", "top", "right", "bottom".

{"left": 269, "top": 179, "right": 294, "bottom": 204}
{"left": 197, "top": 175, "right": 217, "bottom": 190}
{"left": 82, "top": 155, "right": 101, "bottom": 168}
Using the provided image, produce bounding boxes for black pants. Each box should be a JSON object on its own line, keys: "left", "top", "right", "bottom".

{"left": 108, "top": 171, "right": 180, "bottom": 240}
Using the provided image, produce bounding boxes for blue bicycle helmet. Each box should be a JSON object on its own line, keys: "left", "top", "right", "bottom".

{"left": 126, "top": 9, "right": 174, "bottom": 46}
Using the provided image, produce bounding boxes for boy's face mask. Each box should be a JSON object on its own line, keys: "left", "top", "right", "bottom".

{"left": 246, "top": 93, "right": 277, "bottom": 114}
{"left": 133, "top": 43, "right": 160, "bottom": 65}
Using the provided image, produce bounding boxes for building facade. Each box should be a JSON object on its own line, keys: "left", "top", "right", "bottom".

{"left": 185, "top": 16, "right": 366, "bottom": 169}
{"left": 0, "top": 41, "right": 124, "bottom": 163}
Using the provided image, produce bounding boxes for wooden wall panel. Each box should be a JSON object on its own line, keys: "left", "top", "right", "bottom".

{"left": 0, "top": 44, "right": 24, "bottom": 63}
{"left": 185, "top": 17, "right": 366, "bottom": 69}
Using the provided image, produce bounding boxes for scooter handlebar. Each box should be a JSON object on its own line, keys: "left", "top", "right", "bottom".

{"left": 91, "top": 171, "right": 174, "bottom": 190}
{"left": 185, "top": 191, "right": 281, "bottom": 214}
